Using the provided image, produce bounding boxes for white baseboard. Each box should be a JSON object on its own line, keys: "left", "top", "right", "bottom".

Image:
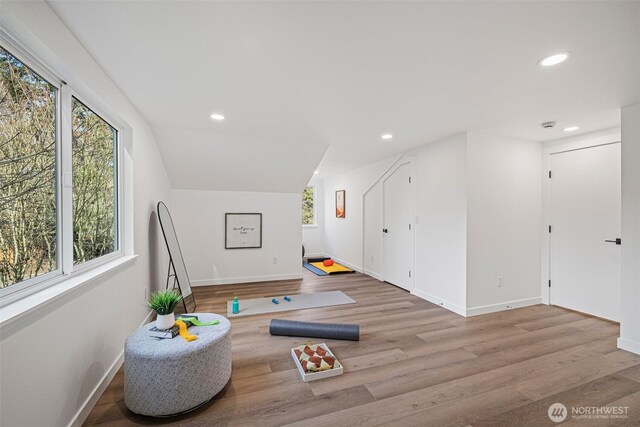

{"left": 70, "top": 309, "right": 154, "bottom": 427}
{"left": 191, "top": 273, "right": 303, "bottom": 286}
{"left": 363, "top": 269, "right": 383, "bottom": 281}
{"left": 411, "top": 289, "right": 467, "bottom": 317}
{"left": 410, "top": 291, "right": 542, "bottom": 318}
{"left": 617, "top": 337, "right": 640, "bottom": 355}
{"left": 465, "top": 297, "right": 542, "bottom": 317}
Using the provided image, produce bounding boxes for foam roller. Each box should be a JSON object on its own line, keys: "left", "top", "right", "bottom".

{"left": 269, "top": 319, "right": 360, "bottom": 341}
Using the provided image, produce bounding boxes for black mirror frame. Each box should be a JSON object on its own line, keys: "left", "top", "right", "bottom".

{"left": 157, "top": 201, "right": 196, "bottom": 313}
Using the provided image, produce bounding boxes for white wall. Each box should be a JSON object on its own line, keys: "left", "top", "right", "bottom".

{"left": 0, "top": 2, "right": 172, "bottom": 426}
{"left": 302, "top": 178, "right": 325, "bottom": 258}
{"left": 466, "top": 133, "right": 542, "bottom": 314}
{"left": 325, "top": 132, "right": 542, "bottom": 317}
{"left": 324, "top": 155, "right": 403, "bottom": 270}
{"left": 172, "top": 190, "right": 303, "bottom": 285}
{"left": 413, "top": 134, "right": 468, "bottom": 313}
{"left": 619, "top": 102, "right": 640, "bottom": 355}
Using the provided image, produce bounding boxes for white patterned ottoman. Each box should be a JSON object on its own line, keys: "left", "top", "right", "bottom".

{"left": 124, "top": 313, "right": 231, "bottom": 416}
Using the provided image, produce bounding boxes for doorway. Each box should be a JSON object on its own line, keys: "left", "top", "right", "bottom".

{"left": 383, "top": 162, "right": 414, "bottom": 291}
{"left": 549, "top": 143, "right": 621, "bottom": 321}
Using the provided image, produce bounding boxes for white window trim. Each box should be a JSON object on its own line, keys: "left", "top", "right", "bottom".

{"left": 0, "top": 26, "right": 134, "bottom": 310}
{"left": 65, "top": 93, "right": 124, "bottom": 272}
{"left": 302, "top": 185, "right": 318, "bottom": 227}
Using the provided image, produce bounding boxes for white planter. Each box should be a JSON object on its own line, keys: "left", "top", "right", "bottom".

{"left": 155, "top": 312, "right": 176, "bottom": 330}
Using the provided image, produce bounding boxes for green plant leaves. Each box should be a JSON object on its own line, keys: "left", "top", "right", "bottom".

{"left": 147, "top": 289, "right": 183, "bottom": 315}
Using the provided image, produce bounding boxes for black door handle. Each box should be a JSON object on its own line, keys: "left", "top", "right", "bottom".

{"left": 382, "top": 228, "right": 388, "bottom": 233}
{"left": 605, "top": 238, "right": 622, "bottom": 245}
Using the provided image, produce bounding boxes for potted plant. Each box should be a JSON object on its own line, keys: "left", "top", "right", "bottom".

{"left": 147, "top": 289, "right": 183, "bottom": 330}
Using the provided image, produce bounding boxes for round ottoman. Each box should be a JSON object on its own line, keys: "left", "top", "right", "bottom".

{"left": 124, "top": 313, "right": 231, "bottom": 416}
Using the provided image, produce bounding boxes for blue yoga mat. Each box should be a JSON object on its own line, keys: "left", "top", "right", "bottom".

{"left": 303, "top": 261, "right": 328, "bottom": 276}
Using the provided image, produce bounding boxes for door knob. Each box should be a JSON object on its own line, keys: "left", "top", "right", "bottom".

{"left": 605, "top": 238, "right": 622, "bottom": 245}
{"left": 382, "top": 228, "right": 388, "bottom": 233}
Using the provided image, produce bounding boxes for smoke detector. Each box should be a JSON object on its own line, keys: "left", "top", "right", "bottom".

{"left": 541, "top": 121, "right": 556, "bottom": 129}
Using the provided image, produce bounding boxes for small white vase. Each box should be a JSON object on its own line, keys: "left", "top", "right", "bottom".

{"left": 156, "top": 312, "right": 175, "bottom": 330}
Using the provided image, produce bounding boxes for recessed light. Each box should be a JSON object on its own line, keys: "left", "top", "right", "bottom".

{"left": 210, "top": 113, "right": 225, "bottom": 121}
{"left": 314, "top": 170, "right": 319, "bottom": 174}
{"left": 563, "top": 126, "right": 580, "bottom": 132}
{"left": 538, "top": 52, "right": 570, "bottom": 67}
{"left": 381, "top": 134, "right": 393, "bottom": 140}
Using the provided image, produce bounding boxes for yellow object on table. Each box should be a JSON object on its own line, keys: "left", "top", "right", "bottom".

{"left": 175, "top": 319, "right": 197, "bottom": 342}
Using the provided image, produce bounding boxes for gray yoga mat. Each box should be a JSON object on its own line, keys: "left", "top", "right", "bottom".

{"left": 269, "top": 318, "right": 360, "bottom": 341}
{"left": 226, "top": 291, "right": 355, "bottom": 317}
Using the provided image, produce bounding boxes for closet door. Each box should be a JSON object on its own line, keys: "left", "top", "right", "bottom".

{"left": 550, "top": 143, "right": 621, "bottom": 321}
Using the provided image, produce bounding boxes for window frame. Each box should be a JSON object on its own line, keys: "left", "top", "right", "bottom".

{"left": 0, "top": 29, "right": 124, "bottom": 303}
{"left": 302, "top": 185, "right": 317, "bottom": 228}
{"left": 66, "top": 93, "right": 123, "bottom": 273}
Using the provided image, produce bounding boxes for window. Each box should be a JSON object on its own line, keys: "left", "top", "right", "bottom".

{"left": 0, "top": 46, "right": 58, "bottom": 288}
{"left": 302, "top": 186, "right": 315, "bottom": 225}
{"left": 72, "top": 98, "right": 118, "bottom": 265}
{"left": 0, "top": 43, "right": 121, "bottom": 297}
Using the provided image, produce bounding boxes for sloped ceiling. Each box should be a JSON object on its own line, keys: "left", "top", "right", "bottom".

{"left": 153, "top": 127, "right": 327, "bottom": 192}
{"left": 47, "top": 1, "right": 640, "bottom": 183}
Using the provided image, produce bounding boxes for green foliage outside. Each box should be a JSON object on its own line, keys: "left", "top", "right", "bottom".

{"left": 147, "top": 289, "right": 183, "bottom": 315}
{"left": 71, "top": 98, "right": 117, "bottom": 265}
{"left": 0, "top": 47, "right": 57, "bottom": 287}
{"left": 0, "top": 46, "right": 117, "bottom": 289}
{"left": 302, "top": 186, "right": 314, "bottom": 225}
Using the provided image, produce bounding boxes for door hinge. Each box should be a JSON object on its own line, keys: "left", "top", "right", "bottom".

{"left": 549, "top": 225, "right": 552, "bottom": 233}
{"left": 548, "top": 280, "right": 551, "bottom": 288}
{"left": 409, "top": 270, "right": 411, "bottom": 278}
{"left": 409, "top": 223, "right": 411, "bottom": 230}
{"left": 549, "top": 171, "right": 552, "bottom": 178}
{"left": 409, "top": 176, "right": 411, "bottom": 183}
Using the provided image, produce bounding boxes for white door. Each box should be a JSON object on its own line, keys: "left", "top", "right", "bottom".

{"left": 383, "top": 163, "right": 414, "bottom": 291}
{"left": 550, "top": 143, "right": 621, "bottom": 321}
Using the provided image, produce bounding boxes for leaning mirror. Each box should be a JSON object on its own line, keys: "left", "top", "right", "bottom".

{"left": 157, "top": 201, "right": 196, "bottom": 313}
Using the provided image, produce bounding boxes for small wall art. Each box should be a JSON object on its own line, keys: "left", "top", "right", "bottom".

{"left": 335, "top": 190, "right": 345, "bottom": 218}
{"left": 225, "top": 213, "right": 262, "bottom": 249}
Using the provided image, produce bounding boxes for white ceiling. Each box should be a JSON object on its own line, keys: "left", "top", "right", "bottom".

{"left": 48, "top": 1, "right": 640, "bottom": 188}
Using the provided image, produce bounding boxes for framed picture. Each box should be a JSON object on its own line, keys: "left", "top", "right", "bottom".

{"left": 225, "top": 213, "right": 262, "bottom": 249}
{"left": 335, "top": 190, "right": 345, "bottom": 218}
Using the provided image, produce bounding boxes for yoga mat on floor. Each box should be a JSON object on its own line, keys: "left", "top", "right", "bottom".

{"left": 227, "top": 291, "right": 356, "bottom": 317}
{"left": 269, "top": 318, "right": 360, "bottom": 341}
{"left": 303, "top": 261, "right": 328, "bottom": 276}
{"left": 310, "top": 261, "right": 353, "bottom": 274}
{"left": 303, "top": 258, "right": 355, "bottom": 276}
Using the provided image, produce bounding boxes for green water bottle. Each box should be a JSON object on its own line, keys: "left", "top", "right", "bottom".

{"left": 232, "top": 296, "right": 239, "bottom": 314}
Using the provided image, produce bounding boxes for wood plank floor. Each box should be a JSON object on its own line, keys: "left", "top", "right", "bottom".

{"left": 84, "top": 271, "right": 640, "bottom": 426}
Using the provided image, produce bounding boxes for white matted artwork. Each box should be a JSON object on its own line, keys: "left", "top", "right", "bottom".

{"left": 225, "top": 213, "right": 262, "bottom": 249}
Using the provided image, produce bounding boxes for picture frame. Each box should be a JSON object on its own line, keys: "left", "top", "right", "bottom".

{"left": 225, "top": 213, "right": 262, "bottom": 249}
{"left": 335, "top": 190, "right": 345, "bottom": 218}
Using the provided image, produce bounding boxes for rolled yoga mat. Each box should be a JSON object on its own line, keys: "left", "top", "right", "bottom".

{"left": 269, "top": 319, "right": 360, "bottom": 341}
